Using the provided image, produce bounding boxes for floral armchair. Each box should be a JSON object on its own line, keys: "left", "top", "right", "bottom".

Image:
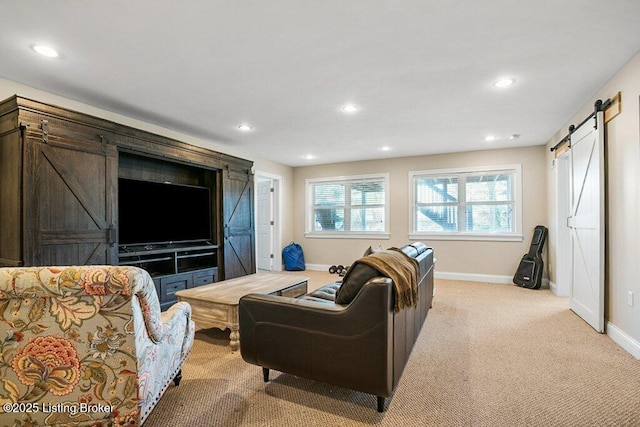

{"left": 0, "top": 266, "right": 195, "bottom": 426}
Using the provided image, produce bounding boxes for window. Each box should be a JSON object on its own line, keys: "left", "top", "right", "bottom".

{"left": 409, "top": 165, "right": 522, "bottom": 241}
{"left": 306, "top": 174, "right": 389, "bottom": 238}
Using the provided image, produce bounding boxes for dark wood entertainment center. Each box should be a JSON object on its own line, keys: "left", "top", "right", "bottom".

{"left": 0, "top": 95, "right": 256, "bottom": 310}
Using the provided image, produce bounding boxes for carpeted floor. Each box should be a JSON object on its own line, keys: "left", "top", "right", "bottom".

{"left": 145, "top": 277, "right": 640, "bottom": 426}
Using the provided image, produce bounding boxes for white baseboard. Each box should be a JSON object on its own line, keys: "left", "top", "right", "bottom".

{"left": 549, "top": 280, "right": 570, "bottom": 297}
{"left": 305, "top": 263, "right": 332, "bottom": 272}
{"left": 607, "top": 322, "right": 640, "bottom": 360}
{"left": 435, "top": 271, "right": 513, "bottom": 284}
{"left": 307, "top": 266, "right": 550, "bottom": 289}
{"left": 435, "top": 271, "right": 552, "bottom": 289}
{"left": 309, "top": 266, "right": 515, "bottom": 285}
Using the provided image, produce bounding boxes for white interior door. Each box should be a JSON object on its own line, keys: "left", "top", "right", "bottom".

{"left": 256, "top": 179, "right": 274, "bottom": 271}
{"left": 568, "top": 111, "right": 605, "bottom": 332}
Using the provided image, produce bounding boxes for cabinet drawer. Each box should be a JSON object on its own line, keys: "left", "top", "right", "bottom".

{"left": 193, "top": 275, "right": 214, "bottom": 286}
{"left": 193, "top": 268, "right": 216, "bottom": 279}
{"left": 159, "top": 273, "right": 192, "bottom": 302}
{"left": 191, "top": 268, "right": 217, "bottom": 287}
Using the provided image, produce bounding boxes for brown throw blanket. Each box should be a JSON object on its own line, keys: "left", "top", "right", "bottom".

{"left": 357, "top": 248, "right": 419, "bottom": 311}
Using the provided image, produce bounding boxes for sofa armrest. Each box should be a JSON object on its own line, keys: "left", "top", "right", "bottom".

{"left": 239, "top": 277, "right": 392, "bottom": 339}
{"left": 239, "top": 278, "right": 395, "bottom": 396}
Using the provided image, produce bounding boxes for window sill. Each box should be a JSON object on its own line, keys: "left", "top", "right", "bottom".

{"left": 305, "top": 232, "right": 390, "bottom": 240}
{"left": 409, "top": 232, "right": 523, "bottom": 242}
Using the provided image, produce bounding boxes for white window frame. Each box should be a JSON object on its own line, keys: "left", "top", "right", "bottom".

{"left": 305, "top": 173, "right": 390, "bottom": 239}
{"left": 408, "top": 165, "right": 523, "bottom": 242}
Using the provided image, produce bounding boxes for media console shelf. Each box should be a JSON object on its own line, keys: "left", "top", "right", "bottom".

{"left": 119, "top": 244, "right": 219, "bottom": 311}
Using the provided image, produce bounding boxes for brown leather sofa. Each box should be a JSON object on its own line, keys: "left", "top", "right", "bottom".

{"left": 239, "top": 243, "right": 434, "bottom": 412}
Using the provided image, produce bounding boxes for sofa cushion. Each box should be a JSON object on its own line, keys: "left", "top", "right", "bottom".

{"left": 307, "top": 282, "right": 341, "bottom": 301}
{"left": 335, "top": 262, "right": 380, "bottom": 304}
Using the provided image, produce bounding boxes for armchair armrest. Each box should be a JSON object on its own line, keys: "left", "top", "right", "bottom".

{"left": 134, "top": 276, "right": 165, "bottom": 344}
{"left": 161, "top": 301, "right": 195, "bottom": 358}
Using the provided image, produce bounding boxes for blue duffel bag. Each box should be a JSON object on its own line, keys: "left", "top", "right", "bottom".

{"left": 283, "top": 242, "right": 306, "bottom": 271}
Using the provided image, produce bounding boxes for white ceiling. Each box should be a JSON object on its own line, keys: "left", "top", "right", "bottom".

{"left": 1, "top": 1, "right": 639, "bottom": 167}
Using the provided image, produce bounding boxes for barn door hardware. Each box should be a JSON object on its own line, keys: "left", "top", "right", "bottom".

{"left": 550, "top": 98, "right": 612, "bottom": 153}
{"left": 41, "top": 119, "right": 49, "bottom": 143}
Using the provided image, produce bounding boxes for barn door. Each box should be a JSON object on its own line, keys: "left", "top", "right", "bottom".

{"left": 568, "top": 111, "right": 605, "bottom": 332}
{"left": 223, "top": 169, "right": 255, "bottom": 279}
{"left": 24, "top": 126, "right": 117, "bottom": 266}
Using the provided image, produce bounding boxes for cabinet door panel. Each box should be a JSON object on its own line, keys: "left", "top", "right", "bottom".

{"left": 0, "top": 130, "right": 23, "bottom": 265}
{"left": 24, "top": 137, "right": 117, "bottom": 266}
{"left": 222, "top": 171, "right": 255, "bottom": 280}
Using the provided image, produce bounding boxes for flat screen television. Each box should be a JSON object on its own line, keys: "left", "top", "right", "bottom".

{"left": 118, "top": 178, "right": 212, "bottom": 246}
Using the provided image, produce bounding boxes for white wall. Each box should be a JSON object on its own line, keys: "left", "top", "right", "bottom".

{"left": 293, "top": 145, "right": 547, "bottom": 282}
{"left": 545, "top": 50, "right": 640, "bottom": 357}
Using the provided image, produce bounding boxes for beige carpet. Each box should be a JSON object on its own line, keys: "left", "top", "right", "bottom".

{"left": 145, "top": 277, "right": 640, "bottom": 426}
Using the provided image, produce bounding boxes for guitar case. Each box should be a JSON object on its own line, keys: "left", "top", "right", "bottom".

{"left": 513, "top": 225, "right": 548, "bottom": 289}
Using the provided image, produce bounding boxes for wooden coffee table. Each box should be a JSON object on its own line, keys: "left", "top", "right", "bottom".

{"left": 175, "top": 272, "right": 308, "bottom": 350}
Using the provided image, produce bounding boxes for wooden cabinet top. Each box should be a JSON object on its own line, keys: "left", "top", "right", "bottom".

{"left": 0, "top": 94, "right": 253, "bottom": 173}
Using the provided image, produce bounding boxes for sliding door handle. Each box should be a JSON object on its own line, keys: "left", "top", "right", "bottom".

{"left": 567, "top": 216, "right": 574, "bottom": 229}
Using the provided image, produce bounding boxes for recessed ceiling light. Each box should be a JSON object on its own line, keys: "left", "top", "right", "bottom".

{"left": 302, "top": 154, "right": 316, "bottom": 160}
{"left": 484, "top": 135, "right": 497, "bottom": 142}
{"left": 493, "top": 78, "right": 515, "bottom": 88}
{"left": 237, "top": 124, "right": 253, "bottom": 132}
{"left": 341, "top": 104, "right": 359, "bottom": 113}
{"left": 32, "top": 44, "right": 59, "bottom": 58}
{"left": 379, "top": 146, "right": 391, "bottom": 152}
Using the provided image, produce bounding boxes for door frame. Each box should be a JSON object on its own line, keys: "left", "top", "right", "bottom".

{"left": 254, "top": 171, "right": 282, "bottom": 271}
{"left": 553, "top": 151, "right": 571, "bottom": 297}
